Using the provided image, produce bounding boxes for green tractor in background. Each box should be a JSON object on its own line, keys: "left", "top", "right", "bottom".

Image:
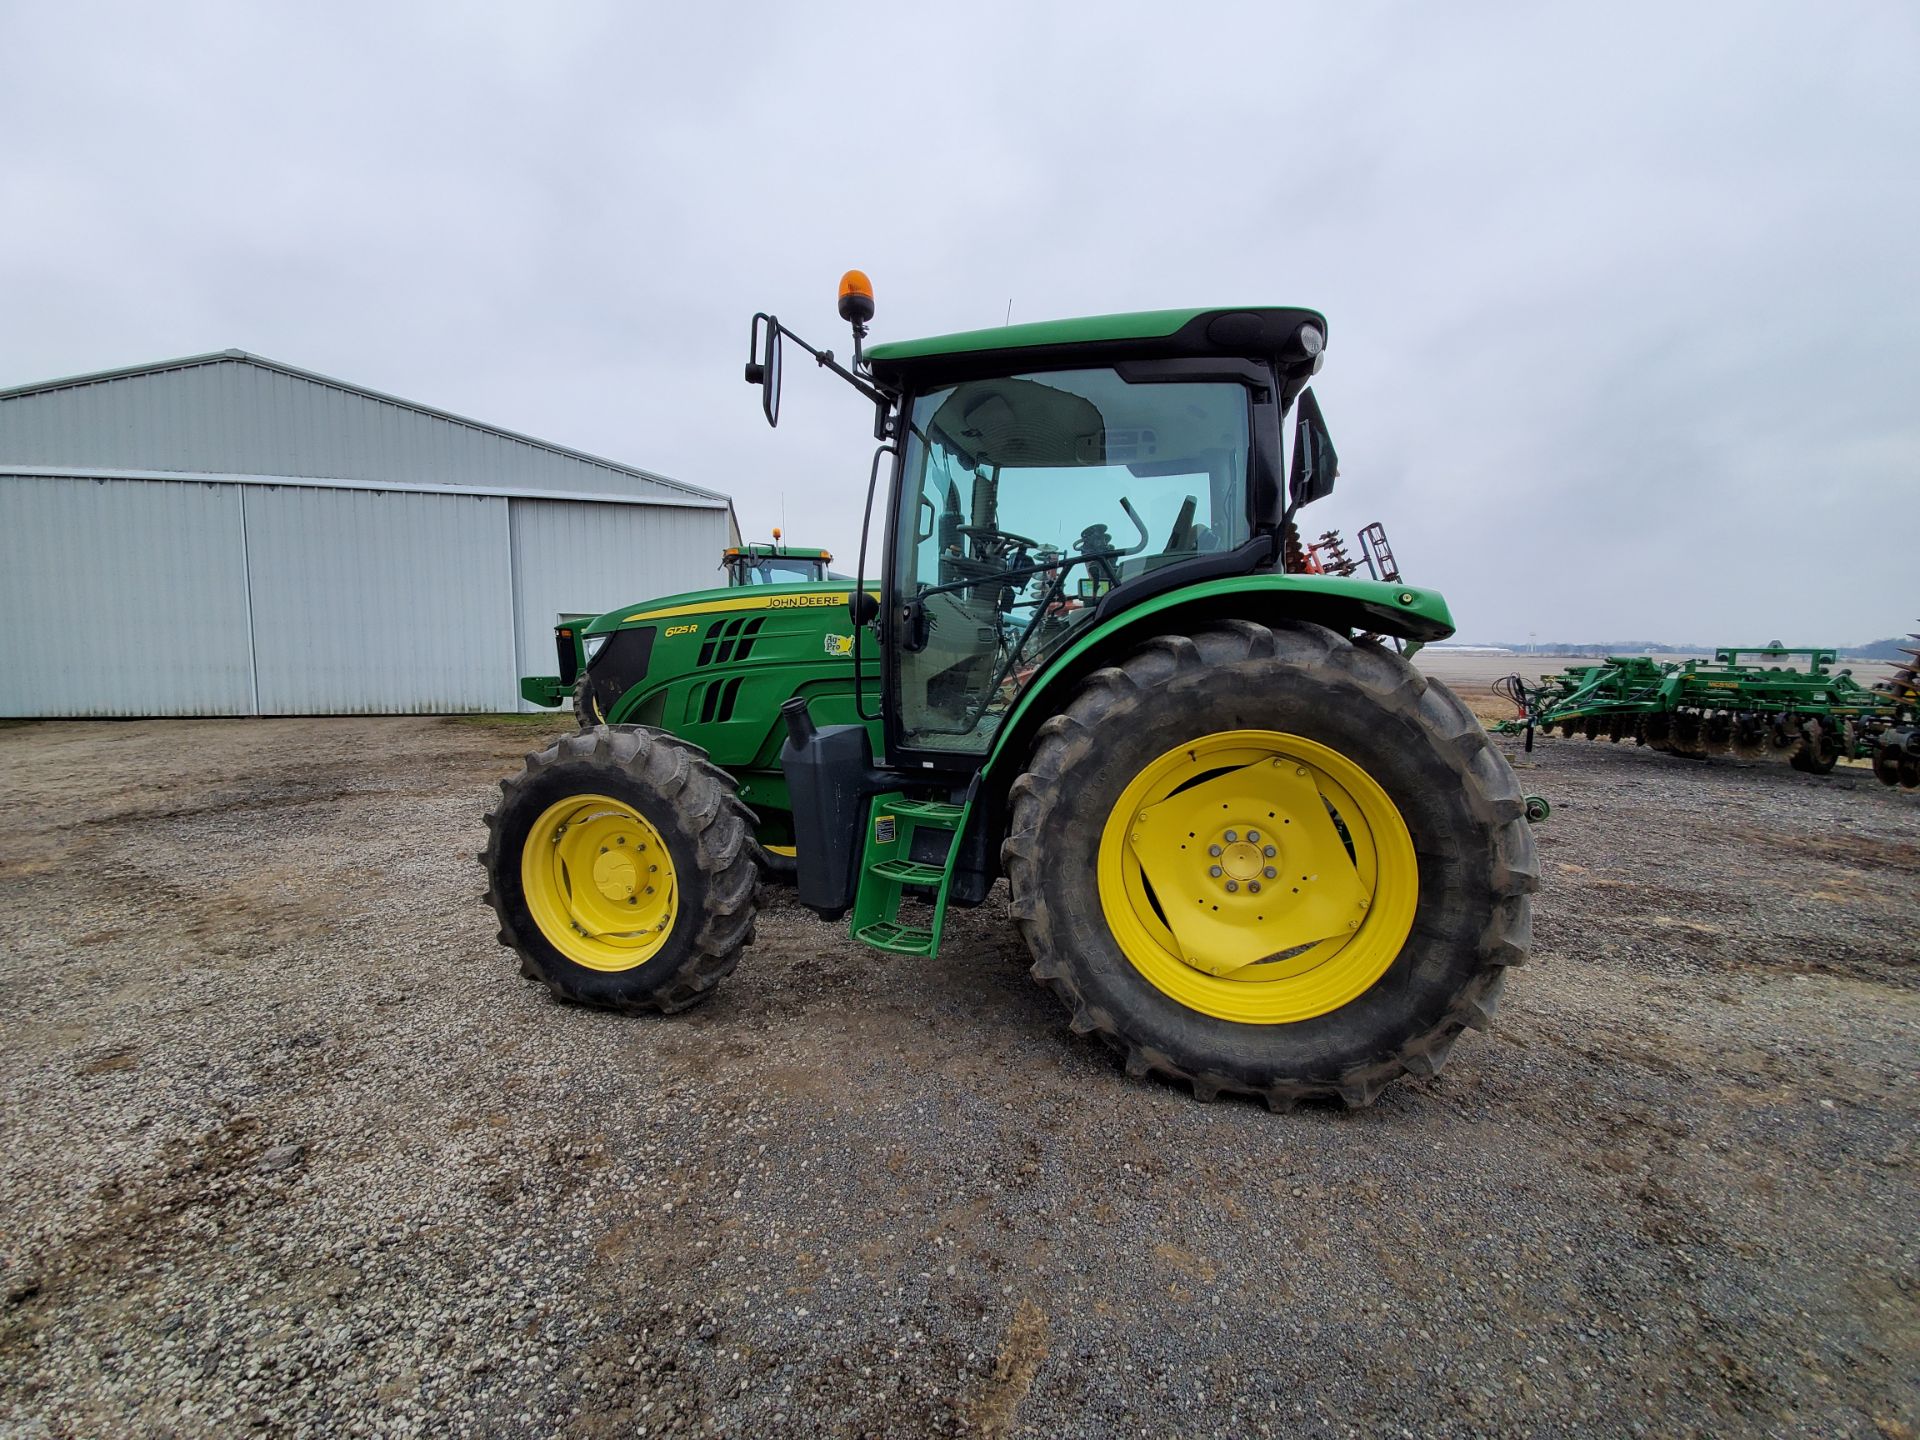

{"left": 720, "top": 533, "right": 837, "bottom": 589}
{"left": 482, "top": 274, "right": 1536, "bottom": 1108}
{"left": 521, "top": 533, "right": 845, "bottom": 737}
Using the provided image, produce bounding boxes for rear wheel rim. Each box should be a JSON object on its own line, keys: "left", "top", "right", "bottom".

{"left": 1096, "top": 729, "right": 1417, "bottom": 1024}
{"left": 521, "top": 793, "right": 678, "bottom": 971}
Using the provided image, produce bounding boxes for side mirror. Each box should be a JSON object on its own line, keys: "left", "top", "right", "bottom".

{"left": 849, "top": 590, "right": 879, "bottom": 625}
{"left": 744, "top": 314, "right": 783, "bottom": 427}
{"left": 1288, "top": 387, "right": 1339, "bottom": 508}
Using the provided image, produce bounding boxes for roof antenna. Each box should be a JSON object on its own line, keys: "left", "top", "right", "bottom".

{"left": 1005, "top": 299, "right": 1013, "bottom": 326}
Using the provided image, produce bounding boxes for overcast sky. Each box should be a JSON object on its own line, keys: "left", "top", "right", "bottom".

{"left": 5, "top": 2, "right": 1915, "bottom": 644}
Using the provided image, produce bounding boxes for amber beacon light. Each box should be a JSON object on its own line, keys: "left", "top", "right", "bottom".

{"left": 837, "top": 270, "right": 875, "bottom": 324}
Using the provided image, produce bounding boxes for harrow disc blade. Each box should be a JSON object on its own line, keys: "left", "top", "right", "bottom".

{"left": 1672, "top": 711, "right": 1708, "bottom": 758}
{"left": 1769, "top": 719, "right": 1803, "bottom": 758}
{"left": 1704, "top": 712, "right": 1735, "bottom": 754}
{"left": 1583, "top": 716, "right": 1603, "bottom": 741}
{"left": 1643, "top": 714, "right": 1674, "bottom": 752}
{"left": 1874, "top": 746, "right": 1903, "bottom": 787}
{"left": 1731, "top": 721, "right": 1769, "bottom": 761}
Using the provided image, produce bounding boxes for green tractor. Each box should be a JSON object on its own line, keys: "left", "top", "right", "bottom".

{"left": 520, "top": 534, "right": 844, "bottom": 732}
{"left": 481, "top": 274, "right": 1536, "bottom": 1107}
{"left": 720, "top": 533, "right": 836, "bottom": 588}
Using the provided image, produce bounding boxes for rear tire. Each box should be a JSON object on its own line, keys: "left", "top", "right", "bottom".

{"left": 1002, "top": 620, "right": 1537, "bottom": 1109}
{"left": 482, "top": 726, "right": 756, "bottom": 1012}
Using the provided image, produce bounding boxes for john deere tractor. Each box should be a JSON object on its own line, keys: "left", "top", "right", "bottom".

{"left": 482, "top": 274, "right": 1536, "bottom": 1107}
{"left": 721, "top": 533, "right": 836, "bottom": 588}
{"left": 521, "top": 533, "right": 844, "bottom": 733}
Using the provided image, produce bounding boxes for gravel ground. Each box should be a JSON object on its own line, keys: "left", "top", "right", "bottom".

{"left": 1, "top": 701, "right": 1916, "bottom": 1439}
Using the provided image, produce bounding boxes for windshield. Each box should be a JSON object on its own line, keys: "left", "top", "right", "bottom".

{"left": 726, "top": 555, "right": 827, "bottom": 586}
{"left": 894, "top": 367, "right": 1251, "bottom": 753}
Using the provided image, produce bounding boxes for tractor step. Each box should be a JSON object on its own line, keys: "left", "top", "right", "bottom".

{"left": 849, "top": 791, "right": 970, "bottom": 960}
{"left": 867, "top": 857, "right": 947, "bottom": 885}
{"left": 886, "top": 798, "right": 964, "bottom": 824}
{"left": 852, "top": 920, "right": 938, "bottom": 955}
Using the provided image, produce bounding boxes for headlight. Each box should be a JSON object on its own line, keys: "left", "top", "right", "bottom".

{"left": 583, "top": 634, "right": 608, "bottom": 664}
{"left": 1296, "top": 323, "right": 1325, "bottom": 358}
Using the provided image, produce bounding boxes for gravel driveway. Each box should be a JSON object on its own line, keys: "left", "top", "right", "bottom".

{"left": 1, "top": 710, "right": 1915, "bottom": 1438}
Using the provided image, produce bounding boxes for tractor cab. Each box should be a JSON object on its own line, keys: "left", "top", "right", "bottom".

{"left": 721, "top": 534, "right": 834, "bottom": 587}
{"left": 746, "top": 295, "right": 1396, "bottom": 772}
{"left": 876, "top": 352, "right": 1303, "bottom": 757}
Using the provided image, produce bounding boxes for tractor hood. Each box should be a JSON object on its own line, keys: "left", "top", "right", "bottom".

{"left": 584, "top": 581, "right": 862, "bottom": 635}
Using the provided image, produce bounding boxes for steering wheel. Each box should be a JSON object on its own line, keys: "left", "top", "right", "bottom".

{"left": 955, "top": 524, "right": 1039, "bottom": 553}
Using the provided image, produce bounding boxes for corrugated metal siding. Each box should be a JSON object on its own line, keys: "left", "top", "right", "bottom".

{"left": 507, "top": 500, "right": 732, "bottom": 704}
{"left": 0, "top": 357, "right": 707, "bottom": 502}
{"left": 0, "top": 476, "right": 255, "bottom": 716}
{"left": 243, "top": 486, "right": 517, "bottom": 714}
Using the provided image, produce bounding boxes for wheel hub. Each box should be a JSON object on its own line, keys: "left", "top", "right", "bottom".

{"left": 591, "top": 846, "right": 639, "bottom": 901}
{"left": 1218, "top": 834, "right": 1266, "bottom": 883}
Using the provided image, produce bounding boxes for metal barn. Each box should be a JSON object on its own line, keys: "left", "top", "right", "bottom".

{"left": 0, "top": 351, "right": 738, "bottom": 716}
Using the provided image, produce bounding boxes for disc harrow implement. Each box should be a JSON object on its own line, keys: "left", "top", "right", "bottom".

{"left": 1494, "top": 642, "right": 1919, "bottom": 790}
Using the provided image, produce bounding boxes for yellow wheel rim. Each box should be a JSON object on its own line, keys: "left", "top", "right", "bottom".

{"left": 520, "top": 793, "right": 678, "bottom": 971}
{"left": 1096, "top": 729, "right": 1417, "bottom": 1024}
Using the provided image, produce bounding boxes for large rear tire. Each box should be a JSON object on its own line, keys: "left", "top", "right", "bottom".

{"left": 482, "top": 726, "right": 756, "bottom": 1012}
{"left": 1002, "top": 620, "right": 1537, "bottom": 1109}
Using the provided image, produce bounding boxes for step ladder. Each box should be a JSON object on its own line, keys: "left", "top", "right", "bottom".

{"left": 849, "top": 794, "right": 966, "bottom": 956}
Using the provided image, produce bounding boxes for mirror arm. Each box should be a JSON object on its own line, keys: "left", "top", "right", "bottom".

{"left": 769, "top": 318, "right": 891, "bottom": 407}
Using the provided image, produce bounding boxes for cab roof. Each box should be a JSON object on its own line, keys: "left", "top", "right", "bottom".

{"left": 864, "top": 306, "right": 1326, "bottom": 386}
{"left": 725, "top": 544, "right": 832, "bottom": 561}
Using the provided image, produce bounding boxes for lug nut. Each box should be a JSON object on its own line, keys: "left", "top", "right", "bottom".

{"left": 1247, "top": 830, "right": 1260, "bottom": 843}
{"left": 1209, "top": 865, "right": 1223, "bottom": 878}
{"left": 1208, "top": 844, "right": 1223, "bottom": 857}
{"left": 1263, "top": 845, "right": 1276, "bottom": 857}
{"left": 1249, "top": 881, "right": 1261, "bottom": 894}
{"left": 1224, "top": 829, "right": 1237, "bottom": 843}
{"left": 1225, "top": 880, "right": 1239, "bottom": 892}
{"left": 1264, "top": 866, "right": 1277, "bottom": 879}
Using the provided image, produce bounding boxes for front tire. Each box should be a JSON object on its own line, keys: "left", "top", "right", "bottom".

{"left": 1002, "top": 620, "right": 1537, "bottom": 1108}
{"left": 482, "top": 726, "right": 757, "bottom": 1012}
